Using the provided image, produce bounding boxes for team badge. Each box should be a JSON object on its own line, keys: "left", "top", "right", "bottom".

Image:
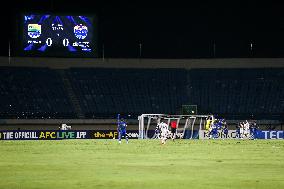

{"left": 28, "top": 24, "right": 41, "bottom": 38}
{"left": 74, "top": 24, "right": 88, "bottom": 39}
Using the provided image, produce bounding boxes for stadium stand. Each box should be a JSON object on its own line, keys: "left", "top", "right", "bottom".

{"left": 188, "top": 68, "right": 284, "bottom": 120}
{"left": 0, "top": 67, "right": 76, "bottom": 119}
{"left": 0, "top": 66, "right": 283, "bottom": 120}
{"left": 66, "top": 68, "right": 188, "bottom": 118}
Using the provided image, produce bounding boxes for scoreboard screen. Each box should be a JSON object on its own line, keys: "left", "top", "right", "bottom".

{"left": 21, "top": 14, "right": 97, "bottom": 57}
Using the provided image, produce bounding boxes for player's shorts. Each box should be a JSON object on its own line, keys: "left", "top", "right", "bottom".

{"left": 119, "top": 130, "right": 127, "bottom": 136}
{"left": 161, "top": 132, "right": 168, "bottom": 139}
{"left": 171, "top": 127, "right": 176, "bottom": 134}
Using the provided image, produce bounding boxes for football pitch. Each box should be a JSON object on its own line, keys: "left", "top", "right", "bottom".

{"left": 1, "top": 139, "right": 284, "bottom": 189}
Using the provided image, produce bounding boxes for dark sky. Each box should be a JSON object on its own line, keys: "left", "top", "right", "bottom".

{"left": 4, "top": 1, "right": 284, "bottom": 58}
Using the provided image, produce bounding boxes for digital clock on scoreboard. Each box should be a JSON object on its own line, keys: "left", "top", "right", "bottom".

{"left": 21, "top": 14, "right": 97, "bottom": 57}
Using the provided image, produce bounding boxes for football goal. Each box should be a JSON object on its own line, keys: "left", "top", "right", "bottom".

{"left": 138, "top": 114, "right": 212, "bottom": 139}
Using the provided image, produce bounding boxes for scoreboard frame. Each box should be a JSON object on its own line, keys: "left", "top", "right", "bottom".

{"left": 15, "top": 12, "right": 98, "bottom": 58}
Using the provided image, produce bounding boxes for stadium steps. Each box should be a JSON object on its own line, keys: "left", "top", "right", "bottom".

{"left": 57, "top": 70, "right": 85, "bottom": 119}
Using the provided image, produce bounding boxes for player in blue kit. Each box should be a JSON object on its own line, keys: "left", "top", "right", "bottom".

{"left": 117, "top": 114, "right": 129, "bottom": 144}
{"left": 209, "top": 118, "right": 226, "bottom": 139}
{"left": 222, "top": 124, "right": 229, "bottom": 139}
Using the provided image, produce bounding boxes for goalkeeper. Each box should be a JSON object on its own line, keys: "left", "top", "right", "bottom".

{"left": 205, "top": 115, "right": 214, "bottom": 137}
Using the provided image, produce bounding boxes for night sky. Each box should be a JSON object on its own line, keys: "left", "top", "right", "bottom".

{"left": 4, "top": 1, "right": 284, "bottom": 58}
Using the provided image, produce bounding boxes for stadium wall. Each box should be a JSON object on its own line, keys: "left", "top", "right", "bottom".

{"left": 0, "top": 119, "right": 137, "bottom": 130}
{"left": 0, "top": 119, "right": 283, "bottom": 131}
{"left": 1, "top": 57, "right": 284, "bottom": 69}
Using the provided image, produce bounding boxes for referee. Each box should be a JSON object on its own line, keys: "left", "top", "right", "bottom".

{"left": 170, "top": 120, "right": 177, "bottom": 141}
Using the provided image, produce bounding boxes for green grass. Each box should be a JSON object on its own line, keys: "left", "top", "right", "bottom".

{"left": 1, "top": 139, "right": 284, "bottom": 189}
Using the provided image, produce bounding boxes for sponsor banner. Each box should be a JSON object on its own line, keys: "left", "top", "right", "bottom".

{"left": 0, "top": 131, "right": 88, "bottom": 140}
{"left": 145, "top": 130, "right": 199, "bottom": 139}
{"left": 182, "top": 130, "right": 199, "bottom": 139}
{"left": 259, "top": 131, "right": 284, "bottom": 139}
{"left": 90, "top": 130, "right": 139, "bottom": 139}
{"left": 199, "top": 130, "right": 238, "bottom": 139}
{"left": 0, "top": 130, "right": 139, "bottom": 140}
{"left": 199, "top": 130, "right": 284, "bottom": 139}
{"left": 1, "top": 130, "right": 282, "bottom": 140}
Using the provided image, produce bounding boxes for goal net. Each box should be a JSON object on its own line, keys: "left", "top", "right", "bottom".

{"left": 138, "top": 114, "right": 212, "bottom": 139}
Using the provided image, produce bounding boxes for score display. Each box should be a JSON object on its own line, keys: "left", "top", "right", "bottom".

{"left": 22, "top": 14, "right": 97, "bottom": 57}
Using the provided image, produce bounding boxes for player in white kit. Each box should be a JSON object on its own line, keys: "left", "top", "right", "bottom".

{"left": 157, "top": 122, "right": 170, "bottom": 144}
{"left": 243, "top": 120, "right": 250, "bottom": 138}
{"left": 239, "top": 122, "right": 244, "bottom": 139}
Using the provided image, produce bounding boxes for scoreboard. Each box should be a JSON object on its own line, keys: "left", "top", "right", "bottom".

{"left": 21, "top": 14, "right": 97, "bottom": 57}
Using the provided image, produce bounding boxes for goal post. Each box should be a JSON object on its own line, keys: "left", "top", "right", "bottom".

{"left": 138, "top": 114, "right": 212, "bottom": 139}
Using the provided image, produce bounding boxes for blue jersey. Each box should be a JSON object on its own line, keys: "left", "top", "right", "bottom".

{"left": 215, "top": 119, "right": 225, "bottom": 129}
{"left": 118, "top": 121, "right": 127, "bottom": 132}
{"left": 223, "top": 127, "right": 228, "bottom": 134}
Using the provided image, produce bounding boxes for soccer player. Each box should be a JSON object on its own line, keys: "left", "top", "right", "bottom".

{"left": 243, "top": 120, "right": 250, "bottom": 138}
{"left": 117, "top": 118, "right": 129, "bottom": 144}
{"left": 154, "top": 124, "right": 161, "bottom": 139}
{"left": 249, "top": 121, "right": 255, "bottom": 140}
{"left": 209, "top": 123, "right": 218, "bottom": 139}
{"left": 157, "top": 121, "right": 169, "bottom": 144}
{"left": 205, "top": 115, "right": 214, "bottom": 137}
{"left": 222, "top": 124, "right": 229, "bottom": 139}
{"left": 239, "top": 122, "right": 244, "bottom": 139}
{"left": 251, "top": 121, "right": 259, "bottom": 140}
{"left": 236, "top": 123, "right": 241, "bottom": 139}
{"left": 170, "top": 120, "right": 177, "bottom": 141}
{"left": 215, "top": 118, "right": 225, "bottom": 130}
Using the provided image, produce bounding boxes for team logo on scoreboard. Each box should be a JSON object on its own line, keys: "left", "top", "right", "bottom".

{"left": 74, "top": 24, "right": 88, "bottom": 39}
{"left": 28, "top": 24, "right": 41, "bottom": 38}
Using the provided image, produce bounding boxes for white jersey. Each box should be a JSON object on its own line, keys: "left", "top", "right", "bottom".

{"left": 239, "top": 123, "right": 244, "bottom": 136}
{"left": 244, "top": 122, "right": 250, "bottom": 130}
{"left": 244, "top": 121, "right": 250, "bottom": 135}
{"left": 158, "top": 122, "right": 169, "bottom": 138}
